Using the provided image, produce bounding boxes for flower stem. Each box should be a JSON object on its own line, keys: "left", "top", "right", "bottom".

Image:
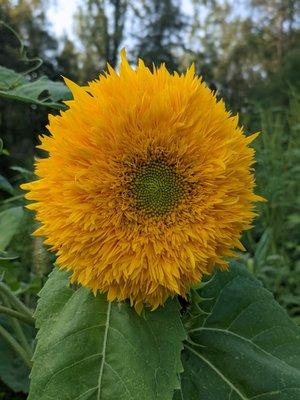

{"left": 0, "top": 305, "right": 35, "bottom": 326}
{"left": 0, "top": 282, "right": 33, "bottom": 318}
{"left": 0, "top": 293, "right": 34, "bottom": 359}
{"left": 0, "top": 324, "right": 32, "bottom": 368}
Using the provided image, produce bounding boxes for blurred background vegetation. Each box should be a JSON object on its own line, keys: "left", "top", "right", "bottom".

{"left": 0, "top": 0, "right": 299, "bottom": 398}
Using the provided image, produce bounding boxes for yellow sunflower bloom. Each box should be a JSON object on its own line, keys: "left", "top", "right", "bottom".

{"left": 22, "top": 50, "right": 262, "bottom": 312}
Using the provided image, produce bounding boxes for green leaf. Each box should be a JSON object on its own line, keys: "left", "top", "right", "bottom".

{"left": 0, "top": 66, "right": 71, "bottom": 110}
{"left": 287, "top": 213, "right": 300, "bottom": 226}
{"left": 29, "top": 268, "right": 186, "bottom": 400}
{"left": 0, "top": 250, "right": 18, "bottom": 260}
{"left": 0, "top": 207, "right": 24, "bottom": 251}
{"left": 0, "top": 66, "right": 27, "bottom": 90}
{"left": 0, "top": 174, "right": 15, "bottom": 195}
{"left": 254, "top": 227, "right": 272, "bottom": 267}
{"left": 10, "top": 165, "right": 34, "bottom": 177}
{"left": 0, "top": 137, "right": 10, "bottom": 156}
{"left": 176, "top": 262, "right": 300, "bottom": 400}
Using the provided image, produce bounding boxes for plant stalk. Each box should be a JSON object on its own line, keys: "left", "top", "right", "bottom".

{"left": 0, "top": 282, "right": 33, "bottom": 318}
{"left": 0, "top": 305, "right": 35, "bottom": 326}
{"left": 0, "top": 299, "right": 33, "bottom": 359}
{"left": 0, "top": 324, "right": 32, "bottom": 368}
{"left": 1, "top": 293, "right": 34, "bottom": 361}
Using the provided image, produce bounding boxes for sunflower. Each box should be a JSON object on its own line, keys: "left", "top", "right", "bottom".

{"left": 22, "top": 50, "right": 262, "bottom": 312}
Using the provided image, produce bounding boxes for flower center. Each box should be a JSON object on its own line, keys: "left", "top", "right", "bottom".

{"left": 131, "top": 159, "right": 184, "bottom": 217}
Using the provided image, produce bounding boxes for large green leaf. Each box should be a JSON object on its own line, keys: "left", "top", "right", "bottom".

{"left": 0, "top": 66, "right": 27, "bottom": 90}
{"left": 175, "top": 263, "right": 300, "bottom": 400}
{"left": 0, "top": 66, "right": 71, "bottom": 110}
{"left": 29, "top": 268, "right": 186, "bottom": 400}
{"left": 0, "top": 207, "right": 24, "bottom": 251}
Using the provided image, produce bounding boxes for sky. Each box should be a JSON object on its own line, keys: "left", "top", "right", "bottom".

{"left": 46, "top": 0, "right": 194, "bottom": 42}
{"left": 47, "top": 0, "right": 79, "bottom": 40}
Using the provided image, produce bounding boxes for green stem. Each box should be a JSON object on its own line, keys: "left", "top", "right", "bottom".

{"left": 9, "top": 314, "right": 33, "bottom": 359}
{"left": 1, "top": 294, "right": 34, "bottom": 361}
{"left": 0, "top": 21, "right": 43, "bottom": 78}
{"left": 0, "top": 92, "right": 66, "bottom": 110}
{"left": 3, "top": 194, "right": 24, "bottom": 204}
{"left": 0, "top": 305, "right": 35, "bottom": 326}
{"left": 0, "top": 324, "right": 32, "bottom": 368}
{"left": 0, "top": 282, "right": 33, "bottom": 318}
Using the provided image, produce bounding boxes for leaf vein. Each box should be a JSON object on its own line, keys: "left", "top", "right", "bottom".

{"left": 104, "top": 362, "right": 134, "bottom": 400}
{"left": 96, "top": 302, "right": 111, "bottom": 400}
{"left": 185, "top": 344, "right": 249, "bottom": 400}
{"left": 72, "top": 386, "right": 98, "bottom": 400}
{"left": 189, "top": 327, "right": 300, "bottom": 375}
{"left": 249, "top": 388, "right": 300, "bottom": 399}
{"left": 226, "top": 300, "right": 264, "bottom": 331}
{"left": 201, "top": 276, "right": 244, "bottom": 327}
{"left": 41, "top": 353, "right": 102, "bottom": 393}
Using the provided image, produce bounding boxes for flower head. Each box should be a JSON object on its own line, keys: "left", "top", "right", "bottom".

{"left": 22, "top": 50, "right": 262, "bottom": 312}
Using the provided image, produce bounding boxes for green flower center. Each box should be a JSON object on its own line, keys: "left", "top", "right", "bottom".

{"left": 131, "top": 159, "right": 184, "bottom": 217}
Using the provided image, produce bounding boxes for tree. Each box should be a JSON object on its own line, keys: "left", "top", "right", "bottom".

{"left": 0, "top": 0, "right": 59, "bottom": 78}
{"left": 75, "top": 0, "right": 128, "bottom": 82}
{"left": 0, "top": 0, "right": 60, "bottom": 173}
{"left": 131, "top": 0, "right": 186, "bottom": 71}
{"left": 56, "top": 37, "right": 80, "bottom": 81}
{"left": 189, "top": 0, "right": 300, "bottom": 113}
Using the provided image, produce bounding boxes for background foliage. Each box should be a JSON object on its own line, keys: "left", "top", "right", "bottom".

{"left": 0, "top": 0, "right": 299, "bottom": 398}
